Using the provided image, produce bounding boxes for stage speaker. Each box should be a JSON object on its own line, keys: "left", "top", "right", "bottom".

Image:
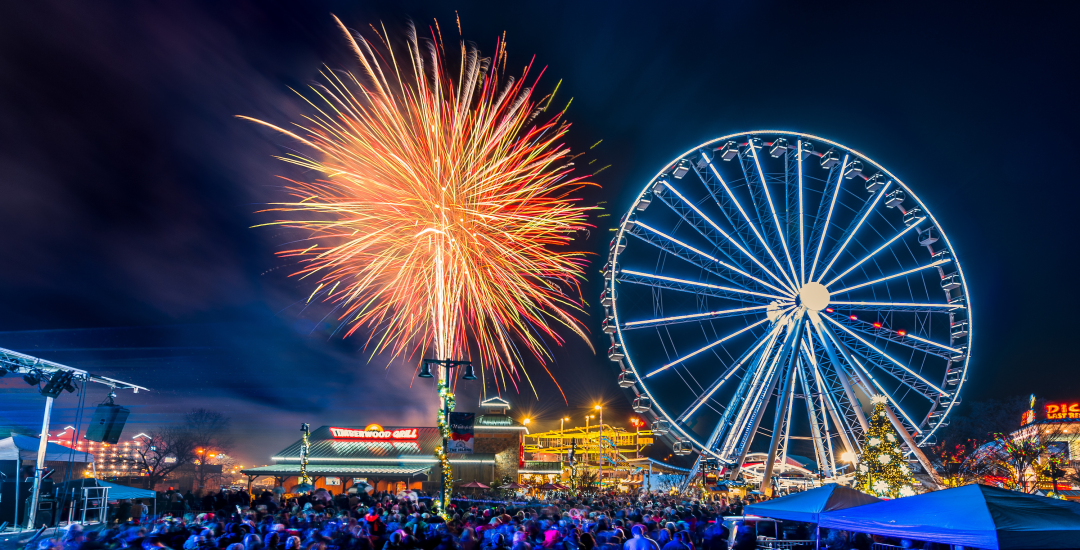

{"left": 25, "top": 497, "right": 55, "bottom": 528}
{"left": 85, "top": 404, "right": 130, "bottom": 444}
{"left": 1, "top": 480, "right": 32, "bottom": 525}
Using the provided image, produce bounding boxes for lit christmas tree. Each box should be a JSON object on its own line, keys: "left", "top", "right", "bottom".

{"left": 854, "top": 395, "right": 916, "bottom": 498}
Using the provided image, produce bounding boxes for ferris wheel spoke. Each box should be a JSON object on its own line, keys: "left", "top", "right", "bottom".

{"left": 631, "top": 221, "right": 794, "bottom": 297}
{"left": 696, "top": 152, "right": 799, "bottom": 290}
{"left": 774, "top": 360, "right": 798, "bottom": 474}
{"left": 852, "top": 357, "right": 924, "bottom": 436}
{"left": 643, "top": 317, "right": 772, "bottom": 378}
{"left": 760, "top": 318, "right": 808, "bottom": 490}
{"left": 816, "top": 324, "right": 925, "bottom": 435}
{"left": 791, "top": 140, "right": 806, "bottom": 286}
{"left": 825, "top": 311, "right": 961, "bottom": 361}
{"left": 655, "top": 179, "right": 796, "bottom": 294}
{"left": 622, "top": 304, "right": 771, "bottom": 331}
{"left": 806, "top": 154, "right": 848, "bottom": 282}
{"left": 616, "top": 270, "right": 789, "bottom": 304}
{"left": 704, "top": 316, "right": 788, "bottom": 451}
{"left": 820, "top": 316, "right": 947, "bottom": 400}
{"left": 721, "top": 313, "right": 801, "bottom": 461}
{"left": 822, "top": 217, "right": 926, "bottom": 288}
{"left": 739, "top": 139, "right": 800, "bottom": 284}
{"left": 809, "top": 319, "right": 870, "bottom": 434}
{"left": 678, "top": 324, "right": 783, "bottom": 422}
{"left": 796, "top": 352, "right": 836, "bottom": 477}
{"left": 720, "top": 345, "right": 781, "bottom": 461}
{"left": 801, "top": 329, "right": 859, "bottom": 457}
{"left": 829, "top": 301, "right": 961, "bottom": 314}
{"left": 829, "top": 258, "right": 953, "bottom": 296}
{"left": 801, "top": 334, "right": 842, "bottom": 474}
{"left": 815, "top": 181, "right": 892, "bottom": 284}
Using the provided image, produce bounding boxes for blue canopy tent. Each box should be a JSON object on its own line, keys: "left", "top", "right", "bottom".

{"left": 59, "top": 478, "right": 156, "bottom": 501}
{"left": 744, "top": 483, "right": 881, "bottom": 523}
{"left": 818, "top": 484, "right": 1080, "bottom": 549}
{"left": 95, "top": 480, "right": 155, "bottom": 501}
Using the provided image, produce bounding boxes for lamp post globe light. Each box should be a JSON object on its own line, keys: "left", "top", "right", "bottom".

{"left": 603, "top": 131, "right": 970, "bottom": 493}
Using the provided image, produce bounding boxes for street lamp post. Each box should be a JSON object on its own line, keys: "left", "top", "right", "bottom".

{"left": 585, "top": 414, "right": 595, "bottom": 466}
{"left": 418, "top": 358, "right": 476, "bottom": 516}
{"left": 631, "top": 418, "right": 641, "bottom": 458}
{"left": 594, "top": 405, "right": 603, "bottom": 489}
{"left": 559, "top": 417, "right": 569, "bottom": 451}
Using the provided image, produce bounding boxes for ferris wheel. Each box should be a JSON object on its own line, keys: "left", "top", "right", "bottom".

{"left": 603, "top": 131, "right": 971, "bottom": 490}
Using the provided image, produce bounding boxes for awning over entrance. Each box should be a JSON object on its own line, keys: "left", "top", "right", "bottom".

{"left": 241, "top": 464, "right": 429, "bottom": 477}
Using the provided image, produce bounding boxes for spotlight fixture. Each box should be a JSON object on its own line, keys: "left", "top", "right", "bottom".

{"left": 40, "top": 371, "right": 76, "bottom": 398}
{"left": 23, "top": 370, "right": 42, "bottom": 386}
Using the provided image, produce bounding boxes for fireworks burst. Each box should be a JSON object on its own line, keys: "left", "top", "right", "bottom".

{"left": 242, "top": 16, "right": 596, "bottom": 397}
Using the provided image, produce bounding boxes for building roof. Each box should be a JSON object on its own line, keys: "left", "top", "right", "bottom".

{"left": 476, "top": 414, "right": 525, "bottom": 428}
{"left": 272, "top": 426, "right": 442, "bottom": 462}
{"left": 624, "top": 457, "right": 692, "bottom": 474}
{"left": 480, "top": 396, "right": 511, "bottom": 409}
{"left": 270, "top": 424, "right": 524, "bottom": 464}
{"left": 242, "top": 464, "right": 431, "bottom": 477}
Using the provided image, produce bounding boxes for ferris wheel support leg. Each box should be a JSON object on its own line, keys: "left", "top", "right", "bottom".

{"left": 810, "top": 317, "right": 870, "bottom": 432}
{"left": 728, "top": 316, "right": 801, "bottom": 482}
{"left": 803, "top": 331, "right": 859, "bottom": 461}
{"left": 759, "top": 323, "right": 803, "bottom": 495}
{"left": 881, "top": 404, "right": 944, "bottom": 487}
{"left": 798, "top": 357, "right": 831, "bottom": 480}
{"left": 678, "top": 454, "right": 703, "bottom": 494}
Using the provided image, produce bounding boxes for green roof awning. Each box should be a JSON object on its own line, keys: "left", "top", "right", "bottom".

{"left": 241, "top": 464, "right": 429, "bottom": 477}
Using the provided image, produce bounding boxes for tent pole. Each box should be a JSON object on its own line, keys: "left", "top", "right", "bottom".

{"left": 14, "top": 457, "right": 21, "bottom": 528}
{"left": 816, "top": 524, "right": 820, "bottom": 550}
{"left": 27, "top": 395, "right": 55, "bottom": 529}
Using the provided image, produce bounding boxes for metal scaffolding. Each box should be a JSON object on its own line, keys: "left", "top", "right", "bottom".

{"left": 524, "top": 424, "right": 656, "bottom": 486}
{"left": 0, "top": 346, "right": 147, "bottom": 530}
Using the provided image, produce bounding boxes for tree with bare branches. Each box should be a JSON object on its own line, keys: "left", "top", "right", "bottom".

{"left": 186, "top": 409, "right": 234, "bottom": 492}
{"left": 128, "top": 427, "right": 198, "bottom": 489}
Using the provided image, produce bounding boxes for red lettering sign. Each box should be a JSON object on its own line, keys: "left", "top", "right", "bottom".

{"left": 1045, "top": 403, "right": 1080, "bottom": 421}
{"left": 330, "top": 426, "right": 418, "bottom": 440}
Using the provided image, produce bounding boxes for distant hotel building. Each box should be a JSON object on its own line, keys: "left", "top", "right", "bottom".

{"left": 47, "top": 426, "right": 149, "bottom": 482}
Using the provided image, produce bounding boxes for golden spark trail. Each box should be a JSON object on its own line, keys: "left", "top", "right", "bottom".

{"left": 242, "top": 16, "right": 597, "bottom": 398}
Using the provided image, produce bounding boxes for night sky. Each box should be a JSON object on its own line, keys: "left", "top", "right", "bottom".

{"left": 0, "top": 1, "right": 1076, "bottom": 466}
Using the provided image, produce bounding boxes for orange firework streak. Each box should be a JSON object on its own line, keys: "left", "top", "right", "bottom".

{"left": 241, "top": 17, "right": 596, "bottom": 398}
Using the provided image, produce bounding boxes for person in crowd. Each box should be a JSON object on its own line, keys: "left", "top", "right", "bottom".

{"left": 624, "top": 524, "right": 659, "bottom": 550}
{"left": 60, "top": 486, "right": 862, "bottom": 550}
{"left": 823, "top": 530, "right": 849, "bottom": 550}
{"left": 731, "top": 521, "right": 755, "bottom": 550}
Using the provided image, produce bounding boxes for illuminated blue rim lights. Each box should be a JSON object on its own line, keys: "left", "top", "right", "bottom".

{"left": 607, "top": 130, "right": 971, "bottom": 466}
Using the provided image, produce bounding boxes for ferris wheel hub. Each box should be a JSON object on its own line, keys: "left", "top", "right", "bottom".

{"left": 798, "top": 281, "right": 831, "bottom": 312}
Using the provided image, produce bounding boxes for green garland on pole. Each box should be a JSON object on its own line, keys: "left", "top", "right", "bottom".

{"left": 299, "top": 423, "right": 312, "bottom": 488}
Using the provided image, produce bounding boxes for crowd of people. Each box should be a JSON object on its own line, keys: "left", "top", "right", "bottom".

{"left": 29, "top": 487, "right": 935, "bottom": 550}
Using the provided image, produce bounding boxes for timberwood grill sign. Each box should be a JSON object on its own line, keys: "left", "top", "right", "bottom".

{"left": 330, "top": 424, "right": 418, "bottom": 440}
{"left": 1046, "top": 403, "right": 1080, "bottom": 421}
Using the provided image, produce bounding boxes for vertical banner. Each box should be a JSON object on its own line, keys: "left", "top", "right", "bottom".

{"left": 448, "top": 412, "right": 475, "bottom": 454}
